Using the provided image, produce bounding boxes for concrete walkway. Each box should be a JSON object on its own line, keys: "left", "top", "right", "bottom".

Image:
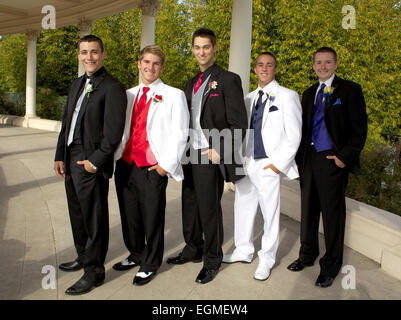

{"left": 1, "top": 124, "right": 401, "bottom": 300}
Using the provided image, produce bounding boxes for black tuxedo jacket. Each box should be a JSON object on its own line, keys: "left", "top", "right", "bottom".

{"left": 185, "top": 64, "right": 248, "bottom": 182}
{"left": 55, "top": 67, "right": 127, "bottom": 179}
{"left": 296, "top": 75, "right": 367, "bottom": 175}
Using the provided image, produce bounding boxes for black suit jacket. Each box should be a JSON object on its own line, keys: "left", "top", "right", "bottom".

{"left": 55, "top": 67, "right": 127, "bottom": 179}
{"left": 296, "top": 75, "right": 367, "bottom": 175}
{"left": 185, "top": 64, "right": 248, "bottom": 182}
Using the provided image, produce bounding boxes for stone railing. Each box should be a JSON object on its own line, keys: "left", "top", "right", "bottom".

{"left": 281, "top": 178, "right": 401, "bottom": 281}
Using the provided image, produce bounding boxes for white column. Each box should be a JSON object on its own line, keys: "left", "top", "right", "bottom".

{"left": 140, "top": 14, "right": 155, "bottom": 49}
{"left": 78, "top": 19, "right": 93, "bottom": 77}
{"left": 25, "top": 30, "right": 40, "bottom": 119}
{"left": 139, "top": 0, "right": 159, "bottom": 83}
{"left": 228, "top": 0, "right": 253, "bottom": 95}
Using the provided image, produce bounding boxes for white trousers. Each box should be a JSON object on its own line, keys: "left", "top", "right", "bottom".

{"left": 234, "top": 157, "right": 281, "bottom": 269}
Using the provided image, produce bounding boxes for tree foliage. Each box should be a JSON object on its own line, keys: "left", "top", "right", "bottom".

{"left": 37, "top": 26, "right": 80, "bottom": 94}
{"left": 0, "top": 34, "right": 27, "bottom": 92}
{"left": 0, "top": 0, "right": 399, "bottom": 145}
{"left": 92, "top": 10, "right": 142, "bottom": 89}
{"left": 251, "top": 0, "right": 401, "bottom": 147}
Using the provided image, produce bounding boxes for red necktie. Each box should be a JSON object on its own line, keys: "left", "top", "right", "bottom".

{"left": 193, "top": 73, "right": 204, "bottom": 94}
{"left": 138, "top": 86, "right": 150, "bottom": 111}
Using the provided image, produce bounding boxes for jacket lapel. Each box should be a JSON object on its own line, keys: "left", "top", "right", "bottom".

{"left": 200, "top": 66, "right": 220, "bottom": 116}
{"left": 65, "top": 76, "right": 85, "bottom": 137}
{"left": 186, "top": 77, "right": 197, "bottom": 110}
{"left": 147, "top": 81, "right": 165, "bottom": 125}
{"left": 247, "top": 89, "right": 259, "bottom": 127}
{"left": 76, "top": 70, "right": 107, "bottom": 125}
{"left": 262, "top": 80, "right": 279, "bottom": 128}
{"left": 325, "top": 75, "right": 342, "bottom": 109}
{"left": 306, "top": 82, "right": 319, "bottom": 128}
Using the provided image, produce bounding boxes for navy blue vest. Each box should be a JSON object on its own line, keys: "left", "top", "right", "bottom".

{"left": 250, "top": 90, "right": 268, "bottom": 159}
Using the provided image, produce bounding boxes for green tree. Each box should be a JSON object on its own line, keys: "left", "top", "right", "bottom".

{"left": 251, "top": 0, "right": 401, "bottom": 147}
{"left": 37, "top": 26, "right": 80, "bottom": 95}
{"left": 92, "top": 10, "right": 142, "bottom": 89}
{"left": 0, "top": 34, "right": 27, "bottom": 92}
{"left": 155, "top": 0, "right": 194, "bottom": 90}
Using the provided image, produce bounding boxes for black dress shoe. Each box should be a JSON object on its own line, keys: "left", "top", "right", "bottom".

{"left": 287, "top": 259, "right": 313, "bottom": 272}
{"left": 315, "top": 275, "right": 335, "bottom": 288}
{"left": 59, "top": 260, "right": 83, "bottom": 272}
{"left": 113, "top": 256, "right": 140, "bottom": 271}
{"left": 133, "top": 271, "right": 157, "bottom": 286}
{"left": 195, "top": 267, "right": 218, "bottom": 284}
{"left": 65, "top": 273, "right": 105, "bottom": 295}
{"left": 167, "top": 254, "right": 202, "bottom": 265}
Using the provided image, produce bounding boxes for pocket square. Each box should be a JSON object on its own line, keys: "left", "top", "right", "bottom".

{"left": 332, "top": 98, "right": 341, "bottom": 106}
{"left": 210, "top": 93, "right": 219, "bottom": 97}
{"left": 269, "top": 105, "right": 278, "bottom": 112}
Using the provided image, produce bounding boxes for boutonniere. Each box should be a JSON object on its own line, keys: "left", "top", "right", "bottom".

{"left": 86, "top": 82, "right": 96, "bottom": 98}
{"left": 209, "top": 81, "right": 218, "bottom": 90}
{"left": 323, "top": 86, "right": 335, "bottom": 102}
{"left": 153, "top": 94, "right": 163, "bottom": 103}
{"left": 268, "top": 94, "right": 276, "bottom": 103}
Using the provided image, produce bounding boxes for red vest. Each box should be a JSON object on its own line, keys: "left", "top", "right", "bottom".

{"left": 121, "top": 93, "right": 157, "bottom": 167}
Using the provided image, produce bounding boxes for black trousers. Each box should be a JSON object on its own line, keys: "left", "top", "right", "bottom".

{"left": 114, "top": 159, "right": 168, "bottom": 273}
{"left": 299, "top": 146, "right": 349, "bottom": 277}
{"left": 64, "top": 144, "right": 109, "bottom": 276}
{"left": 181, "top": 148, "right": 225, "bottom": 270}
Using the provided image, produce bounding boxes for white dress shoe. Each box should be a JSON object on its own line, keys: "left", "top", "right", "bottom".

{"left": 254, "top": 264, "right": 271, "bottom": 281}
{"left": 222, "top": 251, "right": 252, "bottom": 264}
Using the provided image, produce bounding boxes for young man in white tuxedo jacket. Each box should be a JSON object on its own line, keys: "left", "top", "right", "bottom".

{"left": 113, "top": 45, "right": 189, "bottom": 286}
{"left": 223, "top": 52, "right": 302, "bottom": 281}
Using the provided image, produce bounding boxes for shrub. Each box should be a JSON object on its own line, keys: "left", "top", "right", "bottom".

{"left": 347, "top": 142, "right": 401, "bottom": 216}
{"left": 36, "top": 88, "right": 66, "bottom": 121}
{"left": 0, "top": 91, "right": 25, "bottom": 116}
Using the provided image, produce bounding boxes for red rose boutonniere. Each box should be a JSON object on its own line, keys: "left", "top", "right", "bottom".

{"left": 209, "top": 81, "right": 218, "bottom": 90}
{"left": 153, "top": 94, "right": 163, "bottom": 103}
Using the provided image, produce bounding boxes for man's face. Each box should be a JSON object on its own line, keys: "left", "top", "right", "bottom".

{"left": 254, "top": 54, "right": 277, "bottom": 88}
{"left": 313, "top": 52, "right": 338, "bottom": 82}
{"left": 138, "top": 53, "right": 163, "bottom": 85}
{"left": 192, "top": 36, "right": 217, "bottom": 70}
{"left": 78, "top": 41, "right": 105, "bottom": 76}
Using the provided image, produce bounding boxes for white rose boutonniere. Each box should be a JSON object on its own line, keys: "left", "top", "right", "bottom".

{"left": 86, "top": 82, "right": 96, "bottom": 98}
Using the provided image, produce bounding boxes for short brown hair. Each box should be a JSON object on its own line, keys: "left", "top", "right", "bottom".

{"left": 255, "top": 52, "right": 278, "bottom": 67}
{"left": 313, "top": 47, "right": 337, "bottom": 62}
{"left": 192, "top": 28, "right": 217, "bottom": 46}
{"left": 77, "top": 34, "right": 104, "bottom": 52}
{"left": 138, "top": 45, "right": 165, "bottom": 65}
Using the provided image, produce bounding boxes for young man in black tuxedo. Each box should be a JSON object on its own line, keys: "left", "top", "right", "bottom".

{"left": 287, "top": 47, "right": 367, "bottom": 288}
{"left": 167, "top": 28, "right": 248, "bottom": 284}
{"left": 54, "top": 35, "right": 127, "bottom": 295}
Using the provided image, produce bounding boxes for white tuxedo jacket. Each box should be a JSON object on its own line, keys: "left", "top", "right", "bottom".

{"left": 244, "top": 80, "right": 302, "bottom": 179}
{"left": 114, "top": 79, "right": 189, "bottom": 181}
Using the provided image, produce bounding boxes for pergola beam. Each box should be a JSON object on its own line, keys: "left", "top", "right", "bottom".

{"left": 0, "top": 4, "right": 29, "bottom": 17}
